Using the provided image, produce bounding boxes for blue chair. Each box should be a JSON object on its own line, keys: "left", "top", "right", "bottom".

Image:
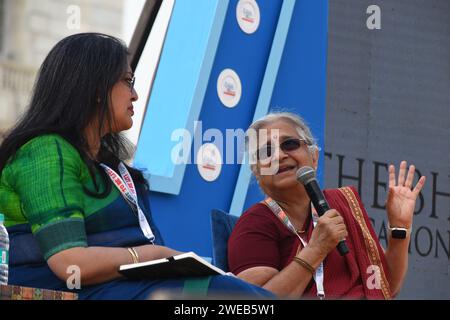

{"left": 210, "top": 209, "right": 239, "bottom": 272}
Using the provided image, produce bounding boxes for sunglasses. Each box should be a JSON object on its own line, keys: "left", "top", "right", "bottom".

{"left": 257, "top": 138, "right": 307, "bottom": 161}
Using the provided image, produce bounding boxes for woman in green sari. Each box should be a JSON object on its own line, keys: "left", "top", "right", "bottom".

{"left": 0, "top": 33, "right": 272, "bottom": 299}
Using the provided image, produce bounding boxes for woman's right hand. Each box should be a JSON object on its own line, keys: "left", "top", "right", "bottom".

{"left": 307, "top": 209, "right": 348, "bottom": 257}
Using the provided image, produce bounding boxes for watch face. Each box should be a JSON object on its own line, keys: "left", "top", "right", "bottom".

{"left": 391, "top": 229, "right": 407, "bottom": 239}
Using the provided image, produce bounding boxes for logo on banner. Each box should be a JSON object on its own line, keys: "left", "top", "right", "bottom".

{"left": 217, "top": 69, "right": 242, "bottom": 108}
{"left": 197, "top": 143, "right": 222, "bottom": 182}
{"left": 237, "top": 0, "right": 260, "bottom": 34}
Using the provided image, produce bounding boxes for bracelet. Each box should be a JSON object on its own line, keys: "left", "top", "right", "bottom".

{"left": 292, "top": 256, "right": 315, "bottom": 275}
{"left": 127, "top": 247, "right": 139, "bottom": 264}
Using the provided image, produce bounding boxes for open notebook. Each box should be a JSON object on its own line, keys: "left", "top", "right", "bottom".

{"left": 119, "top": 252, "right": 227, "bottom": 280}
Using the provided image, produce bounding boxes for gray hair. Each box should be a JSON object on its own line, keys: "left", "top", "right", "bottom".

{"left": 246, "top": 112, "right": 319, "bottom": 168}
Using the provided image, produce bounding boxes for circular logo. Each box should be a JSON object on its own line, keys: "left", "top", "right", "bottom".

{"left": 217, "top": 69, "right": 242, "bottom": 108}
{"left": 236, "top": 0, "right": 260, "bottom": 34}
{"left": 197, "top": 143, "right": 222, "bottom": 182}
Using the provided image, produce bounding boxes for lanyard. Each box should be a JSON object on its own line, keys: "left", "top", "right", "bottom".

{"left": 100, "top": 162, "right": 155, "bottom": 243}
{"left": 263, "top": 198, "right": 325, "bottom": 299}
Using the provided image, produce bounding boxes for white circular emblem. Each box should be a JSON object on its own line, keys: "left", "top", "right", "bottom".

{"left": 197, "top": 143, "right": 222, "bottom": 182}
{"left": 236, "top": 0, "right": 260, "bottom": 34}
{"left": 217, "top": 69, "right": 242, "bottom": 108}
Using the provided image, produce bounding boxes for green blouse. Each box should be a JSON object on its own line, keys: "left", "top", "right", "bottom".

{"left": 0, "top": 134, "right": 121, "bottom": 260}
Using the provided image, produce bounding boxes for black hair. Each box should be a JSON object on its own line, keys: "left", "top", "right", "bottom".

{"left": 0, "top": 33, "right": 147, "bottom": 197}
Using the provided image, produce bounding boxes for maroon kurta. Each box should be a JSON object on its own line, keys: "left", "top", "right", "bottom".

{"left": 228, "top": 186, "right": 391, "bottom": 299}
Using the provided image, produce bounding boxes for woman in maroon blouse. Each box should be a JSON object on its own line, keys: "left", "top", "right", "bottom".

{"left": 228, "top": 112, "right": 426, "bottom": 299}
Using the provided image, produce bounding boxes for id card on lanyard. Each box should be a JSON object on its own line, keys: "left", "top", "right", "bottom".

{"left": 264, "top": 198, "right": 325, "bottom": 299}
{"left": 100, "top": 162, "right": 155, "bottom": 243}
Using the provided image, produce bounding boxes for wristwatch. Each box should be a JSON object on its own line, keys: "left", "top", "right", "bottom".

{"left": 388, "top": 225, "right": 410, "bottom": 239}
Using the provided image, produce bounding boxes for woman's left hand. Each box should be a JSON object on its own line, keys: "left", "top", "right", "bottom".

{"left": 385, "top": 161, "right": 426, "bottom": 228}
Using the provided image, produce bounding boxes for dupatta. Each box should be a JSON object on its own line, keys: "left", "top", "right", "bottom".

{"left": 288, "top": 186, "right": 392, "bottom": 299}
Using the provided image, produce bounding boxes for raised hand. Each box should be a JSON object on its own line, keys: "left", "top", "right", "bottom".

{"left": 386, "top": 161, "right": 426, "bottom": 228}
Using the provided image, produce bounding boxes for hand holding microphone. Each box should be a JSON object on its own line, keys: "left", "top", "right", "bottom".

{"left": 297, "top": 166, "right": 350, "bottom": 256}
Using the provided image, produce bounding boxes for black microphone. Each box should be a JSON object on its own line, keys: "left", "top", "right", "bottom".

{"left": 296, "top": 166, "right": 349, "bottom": 256}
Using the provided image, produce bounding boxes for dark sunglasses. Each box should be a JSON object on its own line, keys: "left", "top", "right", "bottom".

{"left": 257, "top": 138, "right": 307, "bottom": 161}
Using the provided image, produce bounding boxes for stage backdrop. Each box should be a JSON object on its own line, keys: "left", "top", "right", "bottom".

{"left": 134, "top": 0, "right": 328, "bottom": 260}
{"left": 325, "top": 0, "right": 450, "bottom": 299}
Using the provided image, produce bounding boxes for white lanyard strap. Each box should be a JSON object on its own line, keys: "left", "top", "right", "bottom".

{"left": 264, "top": 198, "right": 325, "bottom": 299}
{"left": 297, "top": 214, "right": 325, "bottom": 299}
{"left": 100, "top": 162, "right": 155, "bottom": 243}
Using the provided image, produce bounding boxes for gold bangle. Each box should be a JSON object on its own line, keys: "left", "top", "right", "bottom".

{"left": 127, "top": 247, "right": 139, "bottom": 264}
{"left": 131, "top": 247, "right": 140, "bottom": 263}
{"left": 292, "top": 256, "right": 315, "bottom": 275}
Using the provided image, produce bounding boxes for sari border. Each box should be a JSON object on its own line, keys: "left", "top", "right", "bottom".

{"left": 338, "top": 187, "right": 392, "bottom": 300}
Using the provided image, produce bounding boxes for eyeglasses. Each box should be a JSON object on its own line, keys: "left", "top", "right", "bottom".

{"left": 256, "top": 138, "right": 307, "bottom": 161}
{"left": 123, "top": 76, "right": 136, "bottom": 92}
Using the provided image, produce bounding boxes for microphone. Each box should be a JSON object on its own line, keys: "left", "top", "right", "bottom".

{"left": 296, "top": 166, "right": 349, "bottom": 256}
